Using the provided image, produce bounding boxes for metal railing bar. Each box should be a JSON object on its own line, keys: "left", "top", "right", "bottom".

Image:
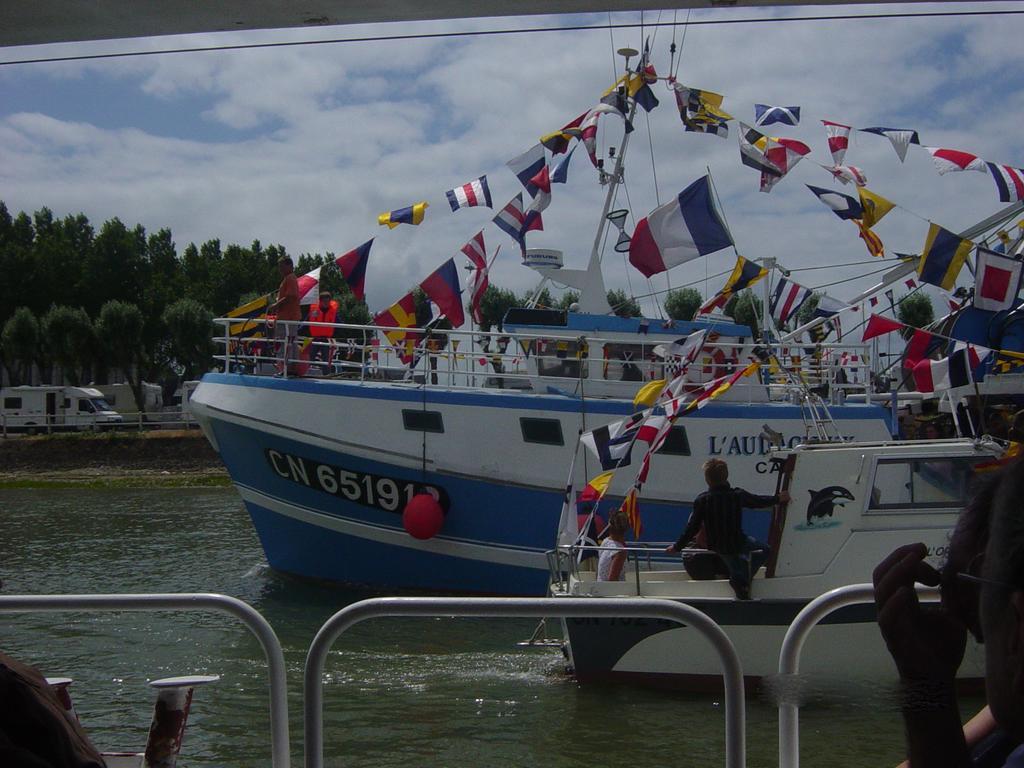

{"left": 303, "top": 596, "right": 745, "bottom": 768}
{"left": 776, "top": 583, "right": 940, "bottom": 768}
{"left": 0, "top": 593, "right": 291, "bottom": 768}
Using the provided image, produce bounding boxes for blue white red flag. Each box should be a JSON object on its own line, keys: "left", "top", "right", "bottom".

{"left": 493, "top": 192, "right": 542, "bottom": 252}
{"left": 986, "top": 162, "right": 1024, "bottom": 203}
{"left": 506, "top": 144, "right": 546, "bottom": 197}
{"left": 420, "top": 258, "right": 465, "bottom": 328}
{"left": 754, "top": 104, "right": 801, "bottom": 126}
{"left": 628, "top": 176, "right": 733, "bottom": 277}
{"left": 912, "top": 345, "right": 987, "bottom": 393}
{"left": 446, "top": 176, "right": 492, "bottom": 211}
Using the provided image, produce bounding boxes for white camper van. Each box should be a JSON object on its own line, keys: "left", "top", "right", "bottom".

{"left": 94, "top": 382, "right": 162, "bottom": 418}
{"left": 0, "top": 386, "right": 124, "bottom": 433}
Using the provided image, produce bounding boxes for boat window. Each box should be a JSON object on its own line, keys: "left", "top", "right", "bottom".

{"left": 520, "top": 417, "right": 564, "bottom": 446}
{"left": 867, "top": 457, "right": 985, "bottom": 512}
{"left": 3, "top": 397, "right": 21, "bottom": 409}
{"left": 402, "top": 409, "right": 444, "bottom": 433}
{"left": 602, "top": 343, "right": 661, "bottom": 382}
{"left": 534, "top": 338, "right": 589, "bottom": 380}
{"left": 655, "top": 425, "right": 691, "bottom": 456}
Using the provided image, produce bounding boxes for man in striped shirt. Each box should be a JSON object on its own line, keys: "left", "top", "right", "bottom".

{"left": 666, "top": 458, "right": 789, "bottom": 599}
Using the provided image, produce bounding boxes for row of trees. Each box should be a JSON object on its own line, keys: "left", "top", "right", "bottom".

{"left": 1, "top": 201, "right": 935, "bottom": 403}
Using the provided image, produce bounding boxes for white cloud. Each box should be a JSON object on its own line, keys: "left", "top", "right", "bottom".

{"left": 2, "top": 4, "right": 1024, "bottom": 316}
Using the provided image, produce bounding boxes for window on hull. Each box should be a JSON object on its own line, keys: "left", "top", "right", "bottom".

{"left": 402, "top": 409, "right": 444, "bottom": 433}
{"left": 520, "top": 417, "right": 564, "bottom": 446}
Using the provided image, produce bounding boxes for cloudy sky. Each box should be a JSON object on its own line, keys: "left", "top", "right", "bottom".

{"left": 2, "top": 3, "right": 1023, "bottom": 317}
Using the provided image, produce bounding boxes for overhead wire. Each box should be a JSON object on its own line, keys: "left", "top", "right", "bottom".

{"left": 2, "top": 8, "right": 1022, "bottom": 66}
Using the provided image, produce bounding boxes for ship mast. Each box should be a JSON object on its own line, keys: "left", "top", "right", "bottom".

{"left": 527, "top": 47, "right": 641, "bottom": 315}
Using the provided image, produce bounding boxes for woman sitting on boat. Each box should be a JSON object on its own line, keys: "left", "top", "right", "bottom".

{"left": 597, "top": 512, "right": 630, "bottom": 582}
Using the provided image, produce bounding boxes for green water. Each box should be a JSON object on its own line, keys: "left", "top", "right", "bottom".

{"left": 0, "top": 488, "right": 979, "bottom": 766}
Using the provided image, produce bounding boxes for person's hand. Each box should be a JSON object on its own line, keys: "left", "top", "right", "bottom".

{"left": 873, "top": 543, "right": 966, "bottom": 682}
{"left": 665, "top": 545, "right": 678, "bottom": 554}
{"left": 778, "top": 490, "right": 791, "bottom": 504}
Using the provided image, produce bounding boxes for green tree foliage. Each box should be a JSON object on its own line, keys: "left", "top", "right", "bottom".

{"left": 42, "top": 306, "right": 94, "bottom": 386}
{"left": 1, "top": 307, "right": 40, "bottom": 386}
{"left": 97, "top": 301, "right": 146, "bottom": 414}
{"left": 163, "top": 299, "right": 215, "bottom": 381}
{"left": 724, "top": 290, "right": 762, "bottom": 332}
{"left": 557, "top": 290, "right": 581, "bottom": 310}
{"left": 896, "top": 292, "right": 935, "bottom": 339}
{"left": 477, "top": 285, "right": 520, "bottom": 331}
{"left": 606, "top": 289, "right": 642, "bottom": 318}
{"left": 795, "top": 292, "right": 822, "bottom": 326}
{"left": 664, "top": 288, "right": 703, "bottom": 321}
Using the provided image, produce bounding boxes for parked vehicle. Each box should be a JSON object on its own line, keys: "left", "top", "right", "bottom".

{"left": 93, "top": 382, "right": 163, "bottom": 419}
{"left": 0, "top": 386, "right": 123, "bottom": 433}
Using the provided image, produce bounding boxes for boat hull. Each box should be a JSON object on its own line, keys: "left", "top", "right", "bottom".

{"left": 191, "top": 372, "right": 892, "bottom": 594}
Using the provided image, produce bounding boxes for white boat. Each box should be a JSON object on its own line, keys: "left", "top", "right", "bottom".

{"left": 550, "top": 436, "right": 1005, "bottom": 688}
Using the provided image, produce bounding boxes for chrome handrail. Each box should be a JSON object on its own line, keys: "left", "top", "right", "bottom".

{"left": 0, "top": 593, "right": 291, "bottom": 768}
{"left": 776, "top": 583, "right": 940, "bottom": 768}
{"left": 304, "top": 596, "right": 746, "bottom": 768}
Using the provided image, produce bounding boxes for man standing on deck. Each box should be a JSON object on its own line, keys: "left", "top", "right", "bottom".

{"left": 665, "top": 458, "right": 789, "bottom": 600}
{"left": 307, "top": 290, "right": 339, "bottom": 367}
{"left": 268, "top": 256, "right": 300, "bottom": 375}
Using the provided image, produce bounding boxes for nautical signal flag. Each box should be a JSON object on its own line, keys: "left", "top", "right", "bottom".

{"left": 374, "top": 292, "right": 420, "bottom": 365}
{"left": 493, "top": 192, "right": 542, "bottom": 252}
{"left": 918, "top": 223, "right": 973, "bottom": 290}
{"left": 700, "top": 256, "right": 768, "bottom": 314}
{"left": 822, "top": 120, "right": 851, "bottom": 166}
{"left": 226, "top": 292, "right": 273, "bottom": 338}
{"left": 754, "top": 104, "right": 801, "bottom": 126}
{"left": 462, "top": 231, "right": 489, "bottom": 324}
{"left": 334, "top": 239, "right": 372, "bottom": 302}
{"left": 506, "top": 143, "right": 546, "bottom": 197}
{"left": 858, "top": 187, "right": 895, "bottom": 229}
{"left": 540, "top": 112, "right": 586, "bottom": 155}
{"left": 807, "top": 185, "right": 863, "bottom": 220}
{"left": 903, "top": 329, "right": 936, "bottom": 369}
{"left": 859, "top": 127, "right": 920, "bottom": 163}
{"left": 986, "top": 162, "right": 1024, "bottom": 203}
{"left": 974, "top": 247, "right": 1023, "bottom": 312}
{"left": 581, "top": 413, "right": 643, "bottom": 471}
{"left": 926, "top": 147, "right": 987, "bottom": 174}
{"left": 628, "top": 175, "right": 733, "bottom": 278}
{"left": 579, "top": 471, "right": 615, "bottom": 503}
{"left": 862, "top": 314, "right": 904, "bottom": 342}
{"left": 769, "top": 276, "right": 812, "bottom": 326}
{"left": 379, "top": 201, "right": 428, "bottom": 229}
{"left": 446, "top": 176, "right": 492, "bottom": 211}
{"left": 619, "top": 487, "right": 642, "bottom": 538}
{"left": 823, "top": 164, "right": 868, "bottom": 187}
{"left": 551, "top": 145, "right": 577, "bottom": 184}
{"left": 420, "top": 258, "right": 465, "bottom": 328}
{"left": 296, "top": 267, "right": 323, "bottom": 306}
{"left": 673, "top": 83, "right": 733, "bottom": 138}
{"left": 912, "top": 345, "right": 986, "bottom": 393}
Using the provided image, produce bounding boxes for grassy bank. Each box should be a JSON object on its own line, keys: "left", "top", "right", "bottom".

{"left": 0, "top": 430, "right": 231, "bottom": 489}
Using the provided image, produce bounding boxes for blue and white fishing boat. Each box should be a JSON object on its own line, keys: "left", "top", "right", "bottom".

{"left": 190, "top": 45, "right": 1024, "bottom": 596}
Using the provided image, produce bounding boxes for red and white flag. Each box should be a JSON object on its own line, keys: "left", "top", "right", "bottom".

{"left": 297, "top": 266, "right": 322, "bottom": 306}
{"left": 974, "top": 247, "right": 1023, "bottom": 312}
{"left": 926, "top": 147, "right": 987, "bottom": 174}
{"left": 462, "top": 232, "right": 490, "bottom": 323}
{"left": 822, "top": 120, "right": 851, "bottom": 165}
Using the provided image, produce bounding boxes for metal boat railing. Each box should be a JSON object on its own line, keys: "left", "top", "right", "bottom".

{"left": 776, "top": 583, "right": 940, "bottom": 768}
{"left": 210, "top": 316, "right": 873, "bottom": 404}
{"left": 1, "top": 585, "right": 938, "bottom": 768}
{"left": 303, "top": 596, "right": 747, "bottom": 768}
{"left": 0, "top": 593, "right": 292, "bottom": 768}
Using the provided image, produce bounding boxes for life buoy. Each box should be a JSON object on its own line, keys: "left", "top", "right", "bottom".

{"left": 702, "top": 346, "right": 739, "bottom": 379}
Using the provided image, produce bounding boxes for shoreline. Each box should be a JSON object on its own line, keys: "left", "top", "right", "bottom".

{"left": 0, "top": 430, "right": 231, "bottom": 489}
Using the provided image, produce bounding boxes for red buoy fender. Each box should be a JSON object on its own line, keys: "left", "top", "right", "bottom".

{"left": 402, "top": 493, "right": 445, "bottom": 540}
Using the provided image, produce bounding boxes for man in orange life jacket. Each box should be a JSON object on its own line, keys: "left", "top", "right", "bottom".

{"left": 307, "top": 291, "right": 339, "bottom": 366}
